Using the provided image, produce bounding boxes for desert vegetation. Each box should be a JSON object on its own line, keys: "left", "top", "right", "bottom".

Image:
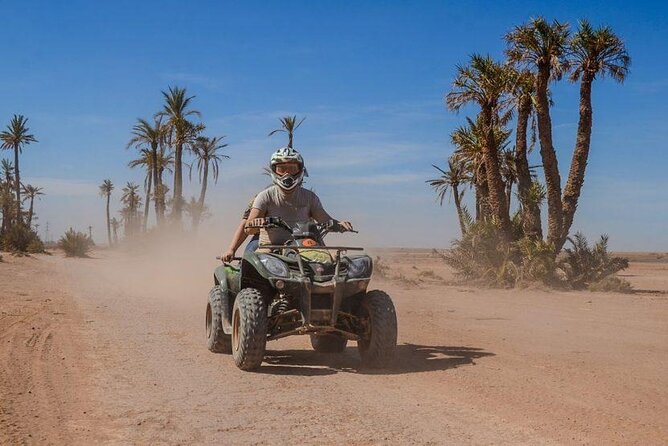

{"left": 0, "top": 115, "right": 46, "bottom": 253}
{"left": 429, "top": 17, "right": 631, "bottom": 289}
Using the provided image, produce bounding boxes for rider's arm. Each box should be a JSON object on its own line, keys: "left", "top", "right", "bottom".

{"left": 222, "top": 219, "right": 248, "bottom": 261}
{"left": 244, "top": 207, "right": 266, "bottom": 235}
{"left": 310, "top": 193, "right": 333, "bottom": 223}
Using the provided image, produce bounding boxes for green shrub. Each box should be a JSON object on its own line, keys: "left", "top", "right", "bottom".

{"left": 2, "top": 224, "right": 43, "bottom": 253}
{"left": 443, "top": 220, "right": 518, "bottom": 287}
{"left": 58, "top": 228, "right": 93, "bottom": 257}
{"left": 560, "top": 233, "right": 629, "bottom": 290}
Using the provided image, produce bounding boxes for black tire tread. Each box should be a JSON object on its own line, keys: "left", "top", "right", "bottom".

{"left": 232, "top": 288, "right": 268, "bottom": 370}
{"left": 207, "top": 287, "right": 232, "bottom": 354}
{"left": 358, "top": 290, "right": 397, "bottom": 368}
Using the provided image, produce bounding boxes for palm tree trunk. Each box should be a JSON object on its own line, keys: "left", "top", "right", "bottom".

{"left": 476, "top": 166, "right": 490, "bottom": 221}
{"left": 106, "top": 194, "right": 112, "bottom": 247}
{"left": 27, "top": 198, "right": 34, "bottom": 228}
{"left": 452, "top": 184, "right": 466, "bottom": 236}
{"left": 152, "top": 144, "right": 162, "bottom": 226}
{"left": 143, "top": 174, "right": 152, "bottom": 232}
{"left": 173, "top": 141, "right": 183, "bottom": 223}
{"left": 194, "top": 162, "right": 208, "bottom": 229}
{"left": 534, "top": 67, "right": 563, "bottom": 248}
{"left": 481, "top": 107, "right": 511, "bottom": 239}
{"left": 515, "top": 95, "right": 543, "bottom": 239}
{"left": 505, "top": 182, "right": 512, "bottom": 215}
{"left": 198, "top": 163, "right": 208, "bottom": 208}
{"left": 559, "top": 74, "right": 594, "bottom": 252}
{"left": 14, "top": 145, "right": 21, "bottom": 225}
{"left": 158, "top": 167, "right": 166, "bottom": 219}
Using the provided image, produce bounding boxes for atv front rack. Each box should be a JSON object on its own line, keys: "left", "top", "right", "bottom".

{"left": 258, "top": 245, "right": 364, "bottom": 278}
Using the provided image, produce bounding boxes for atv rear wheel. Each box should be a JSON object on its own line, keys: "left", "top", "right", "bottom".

{"left": 310, "top": 334, "right": 347, "bottom": 353}
{"left": 232, "top": 288, "right": 268, "bottom": 370}
{"left": 206, "top": 287, "right": 231, "bottom": 354}
{"left": 357, "top": 290, "right": 397, "bottom": 368}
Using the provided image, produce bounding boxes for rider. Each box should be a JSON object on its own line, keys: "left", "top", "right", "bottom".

{"left": 245, "top": 147, "right": 353, "bottom": 247}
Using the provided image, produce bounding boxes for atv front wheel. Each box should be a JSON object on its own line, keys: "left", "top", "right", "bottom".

{"left": 206, "top": 287, "right": 232, "bottom": 354}
{"left": 310, "top": 334, "right": 347, "bottom": 353}
{"left": 232, "top": 288, "right": 268, "bottom": 370}
{"left": 357, "top": 290, "right": 397, "bottom": 368}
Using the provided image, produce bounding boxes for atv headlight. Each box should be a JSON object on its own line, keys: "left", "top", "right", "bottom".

{"left": 258, "top": 254, "right": 290, "bottom": 277}
{"left": 347, "top": 257, "right": 371, "bottom": 279}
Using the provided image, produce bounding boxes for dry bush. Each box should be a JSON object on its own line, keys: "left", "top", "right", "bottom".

{"left": 59, "top": 228, "right": 94, "bottom": 257}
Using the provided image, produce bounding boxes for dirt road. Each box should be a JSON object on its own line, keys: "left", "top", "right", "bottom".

{"left": 1, "top": 247, "right": 667, "bottom": 445}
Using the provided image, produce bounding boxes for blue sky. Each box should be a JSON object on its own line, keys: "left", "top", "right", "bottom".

{"left": 1, "top": 1, "right": 667, "bottom": 250}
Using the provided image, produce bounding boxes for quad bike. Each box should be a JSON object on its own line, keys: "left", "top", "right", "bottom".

{"left": 205, "top": 218, "right": 397, "bottom": 371}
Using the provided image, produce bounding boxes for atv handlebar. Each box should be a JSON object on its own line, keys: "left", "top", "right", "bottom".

{"left": 246, "top": 217, "right": 359, "bottom": 237}
{"left": 246, "top": 217, "right": 357, "bottom": 234}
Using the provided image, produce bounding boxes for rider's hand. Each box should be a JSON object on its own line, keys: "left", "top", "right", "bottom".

{"left": 222, "top": 249, "right": 235, "bottom": 262}
{"left": 245, "top": 217, "right": 265, "bottom": 229}
{"left": 339, "top": 221, "right": 354, "bottom": 232}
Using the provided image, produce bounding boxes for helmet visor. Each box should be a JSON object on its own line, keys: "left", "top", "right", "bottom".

{"left": 274, "top": 162, "right": 301, "bottom": 176}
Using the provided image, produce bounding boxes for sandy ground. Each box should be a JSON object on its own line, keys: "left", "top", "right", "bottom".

{"left": 1, "top": 245, "right": 667, "bottom": 445}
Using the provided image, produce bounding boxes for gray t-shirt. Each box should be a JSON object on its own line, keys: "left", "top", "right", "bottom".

{"left": 252, "top": 185, "right": 328, "bottom": 246}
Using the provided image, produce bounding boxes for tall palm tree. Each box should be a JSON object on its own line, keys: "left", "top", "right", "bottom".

{"left": 509, "top": 69, "right": 543, "bottom": 239}
{"left": 446, "top": 54, "right": 514, "bottom": 239}
{"left": 21, "top": 184, "right": 44, "bottom": 229}
{"left": 127, "top": 118, "right": 169, "bottom": 225}
{"left": 268, "top": 115, "right": 305, "bottom": 148}
{"left": 559, "top": 21, "right": 630, "bottom": 251}
{"left": 98, "top": 179, "right": 114, "bottom": 247}
{"left": 427, "top": 158, "right": 471, "bottom": 236}
{"left": 192, "top": 136, "right": 229, "bottom": 205}
{"left": 505, "top": 17, "right": 570, "bottom": 248}
{"left": 156, "top": 86, "right": 202, "bottom": 223}
{"left": 0, "top": 115, "right": 37, "bottom": 225}
{"left": 128, "top": 149, "right": 155, "bottom": 231}
{"left": 0, "top": 159, "right": 14, "bottom": 234}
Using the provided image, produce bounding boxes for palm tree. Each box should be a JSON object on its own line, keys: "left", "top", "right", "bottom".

{"left": 0, "top": 115, "right": 37, "bottom": 225}
{"left": 427, "top": 158, "right": 471, "bottom": 236}
{"left": 505, "top": 17, "right": 570, "bottom": 248}
{"left": 127, "top": 118, "right": 169, "bottom": 225}
{"left": 559, "top": 21, "right": 630, "bottom": 251}
{"left": 450, "top": 117, "right": 489, "bottom": 221}
{"left": 120, "top": 182, "right": 142, "bottom": 237}
{"left": 156, "top": 86, "right": 202, "bottom": 223}
{"left": 21, "top": 184, "right": 44, "bottom": 229}
{"left": 98, "top": 179, "right": 114, "bottom": 247}
{"left": 190, "top": 136, "right": 229, "bottom": 227}
{"left": 509, "top": 69, "right": 543, "bottom": 239}
{"left": 446, "top": 54, "right": 514, "bottom": 239}
{"left": 0, "top": 159, "right": 14, "bottom": 234}
{"left": 128, "top": 149, "right": 155, "bottom": 232}
{"left": 268, "top": 115, "right": 305, "bottom": 148}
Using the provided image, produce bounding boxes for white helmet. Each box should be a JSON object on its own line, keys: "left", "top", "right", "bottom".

{"left": 270, "top": 147, "right": 305, "bottom": 191}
